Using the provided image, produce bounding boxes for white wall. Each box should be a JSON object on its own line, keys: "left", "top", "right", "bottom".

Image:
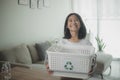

{"left": 0, "top": 0, "right": 72, "bottom": 50}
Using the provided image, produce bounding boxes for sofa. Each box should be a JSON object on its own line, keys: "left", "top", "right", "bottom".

{"left": 0, "top": 40, "right": 113, "bottom": 79}
{"left": 0, "top": 41, "right": 51, "bottom": 70}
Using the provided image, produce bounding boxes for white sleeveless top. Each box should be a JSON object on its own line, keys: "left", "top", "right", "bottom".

{"left": 57, "top": 39, "right": 92, "bottom": 46}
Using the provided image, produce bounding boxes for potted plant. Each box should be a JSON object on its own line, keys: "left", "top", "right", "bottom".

{"left": 95, "top": 35, "right": 106, "bottom": 52}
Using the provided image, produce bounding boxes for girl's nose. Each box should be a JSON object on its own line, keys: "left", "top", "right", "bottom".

{"left": 71, "top": 23, "right": 77, "bottom": 28}
{"left": 72, "top": 21, "right": 76, "bottom": 24}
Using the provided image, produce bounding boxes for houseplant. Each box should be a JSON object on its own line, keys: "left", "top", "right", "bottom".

{"left": 95, "top": 35, "right": 106, "bottom": 52}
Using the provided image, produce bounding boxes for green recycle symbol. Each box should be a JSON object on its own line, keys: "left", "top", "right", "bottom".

{"left": 64, "top": 61, "right": 74, "bottom": 70}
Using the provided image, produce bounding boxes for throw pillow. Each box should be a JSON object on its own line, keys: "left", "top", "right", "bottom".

{"left": 0, "top": 44, "right": 32, "bottom": 64}
{"left": 35, "top": 41, "right": 51, "bottom": 61}
{"left": 27, "top": 45, "right": 39, "bottom": 63}
{"left": 14, "top": 44, "right": 32, "bottom": 64}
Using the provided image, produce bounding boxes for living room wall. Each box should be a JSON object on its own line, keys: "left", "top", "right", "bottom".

{"left": 0, "top": 0, "right": 72, "bottom": 50}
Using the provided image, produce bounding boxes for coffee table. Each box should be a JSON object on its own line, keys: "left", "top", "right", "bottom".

{"left": 11, "top": 67, "right": 61, "bottom": 80}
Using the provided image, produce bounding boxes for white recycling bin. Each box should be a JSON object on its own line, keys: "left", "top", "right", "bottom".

{"left": 46, "top": 45, "right": 96, "bottom": 79}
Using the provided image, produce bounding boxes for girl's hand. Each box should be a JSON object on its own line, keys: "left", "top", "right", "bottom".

{"left": 46, "top": 64, "right": 53, "bottom": 74}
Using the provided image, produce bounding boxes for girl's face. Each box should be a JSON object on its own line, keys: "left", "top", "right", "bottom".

{"left": 67, "top": 15, "right": 80, "bottom": 33}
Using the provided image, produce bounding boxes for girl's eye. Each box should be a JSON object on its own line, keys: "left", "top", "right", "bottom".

{"left": 68, "top": 19, "right": 72, "bottom": 22}
{"left": 68, "top": 19, "right": 79, "bottom": 23}
{"left": 75, "top": 19, "right": 79, "bottom": 22}
{"left": 75, "top": 20, "right": 79, "bottom": 23}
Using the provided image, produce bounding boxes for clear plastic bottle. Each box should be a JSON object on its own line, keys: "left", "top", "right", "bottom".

{"left": 1, "top": 62, "right": 11, "bottom": 80}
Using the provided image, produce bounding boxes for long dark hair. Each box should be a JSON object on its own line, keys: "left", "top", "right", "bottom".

{"left": 63, "top": 13, "right": 86, "bottom": 39}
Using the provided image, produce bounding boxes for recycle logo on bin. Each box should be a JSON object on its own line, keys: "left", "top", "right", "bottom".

{"left": 64, "top": 61, "right": 74, "bottom": 70}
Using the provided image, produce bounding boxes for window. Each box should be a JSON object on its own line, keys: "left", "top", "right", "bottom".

{"left": 72, "top": 0, "right": 120, "bottom": 58}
